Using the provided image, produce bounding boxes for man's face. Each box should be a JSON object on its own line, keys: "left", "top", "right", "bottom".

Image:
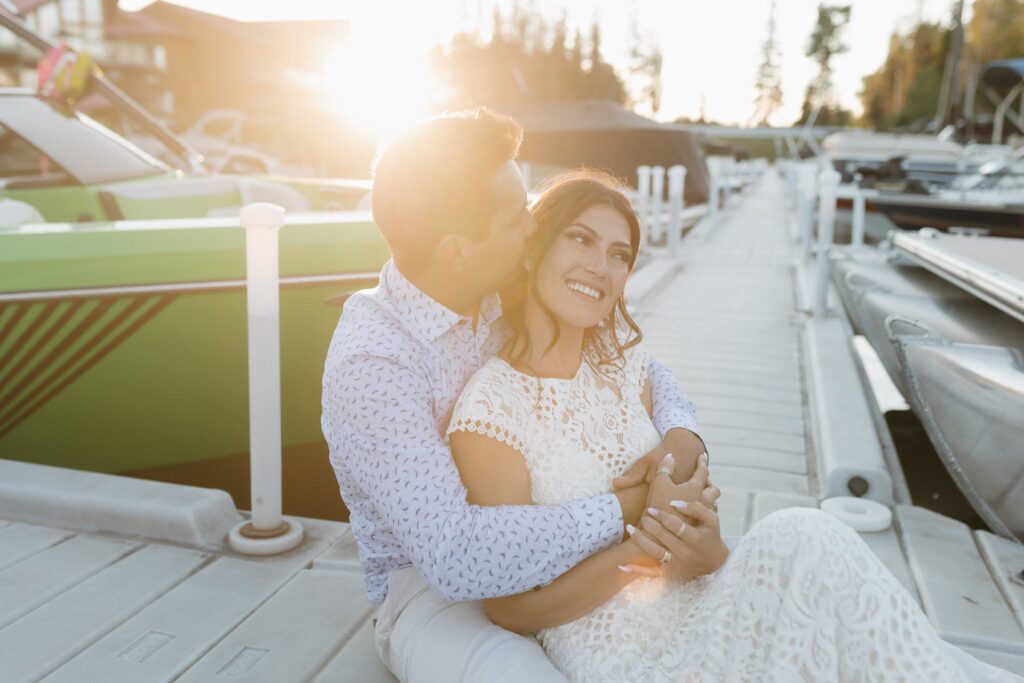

{"left": 465, "top": 160, "right": 536, "bottom": 292}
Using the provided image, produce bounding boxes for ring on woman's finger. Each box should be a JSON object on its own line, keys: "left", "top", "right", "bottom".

{"left": 660, "top": 550, "right": 672, "bottom": 565}
{"left": 656, "top": 466, "right": 673, "bottom": 478}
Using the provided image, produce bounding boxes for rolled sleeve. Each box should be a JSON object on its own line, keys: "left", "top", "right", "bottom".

{"left": 647, "top": 355, "right": 700, "bottom": 436}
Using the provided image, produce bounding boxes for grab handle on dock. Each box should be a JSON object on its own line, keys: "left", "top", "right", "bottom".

{"left": 229, "top": 202, "right": 304, "bottom": 556}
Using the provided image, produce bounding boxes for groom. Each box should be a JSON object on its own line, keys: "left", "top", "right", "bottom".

{"left": 322, "top": 108, "right": 712, "bottom": 682}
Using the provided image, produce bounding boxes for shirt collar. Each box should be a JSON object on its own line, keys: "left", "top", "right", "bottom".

{"left": 381, "top": 261, "right": 503, "bottom": 344}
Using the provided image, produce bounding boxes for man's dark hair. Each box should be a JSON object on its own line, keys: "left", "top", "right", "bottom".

{"left": 371, "top": 108, "right": 523, "bottom": 265}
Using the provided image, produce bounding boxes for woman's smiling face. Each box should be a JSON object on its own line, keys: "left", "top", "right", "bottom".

{"left": 533, "top": 202, "right": 634, "bottom": 331}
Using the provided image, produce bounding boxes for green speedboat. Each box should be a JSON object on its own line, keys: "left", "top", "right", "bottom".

{"left": 0, "top": 15, "right": 389, "bottom": 519}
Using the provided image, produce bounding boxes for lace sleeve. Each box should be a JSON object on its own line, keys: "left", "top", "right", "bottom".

{"left": 446, "top": 360, "right": 529, "bottom": 455}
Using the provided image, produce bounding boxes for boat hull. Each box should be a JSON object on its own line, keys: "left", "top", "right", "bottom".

{"left": 0, "top": 215, "right": 388, "bottom": 488}
{"left": 861, "top": 291, "right": 1024, "bottom": 393}
{"left": 830, "top": 253, "right": 972, "bottom": 337}
{"left": 890, "top": 327, "right": 1024, "bottom": 541}
{"left": 873, "top": 197, "right": 1024, "bottom": 237}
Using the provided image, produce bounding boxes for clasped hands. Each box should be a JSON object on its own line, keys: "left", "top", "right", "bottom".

{"left": 613, "top": 443, "right": 728, "bottom": 579}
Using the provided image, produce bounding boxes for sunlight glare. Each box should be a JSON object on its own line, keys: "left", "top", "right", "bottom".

{"left": 323, "top": 22, "right": 432, "bottom": 140}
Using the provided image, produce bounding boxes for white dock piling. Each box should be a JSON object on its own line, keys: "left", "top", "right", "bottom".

{"left": 707, "top": 158, "right": 720, "bottom": 218}
{"left": 851, "top": 189, "right": 866, "bottom": 246}
{"left": 814, "top": 169, "right": 841, "bottom": 318}
{"left": 636, "top": 165, "right": 651, "bottom": 237}
{"left": 798, "top": 164, "right": 817, "bottom": 263}
{"left": 230, "top": 202, "right": 303, "bottom": 556}
{"left": 650, "top": 166, "right": 665, "bottom": 242}
{"left": 667, "top": 165, "right": 686, "bottom": 256}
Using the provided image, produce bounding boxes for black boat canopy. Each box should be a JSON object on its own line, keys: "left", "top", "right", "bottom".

{"left": 979, "top": 59, "right": 1024, "bottom": 91}
{"left": 496, "top": 99, "right": 710, "bottom": 205}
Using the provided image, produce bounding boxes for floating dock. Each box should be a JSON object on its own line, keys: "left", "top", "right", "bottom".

{"left": 2, "top": 169, "right": 1023, "bottom": 680}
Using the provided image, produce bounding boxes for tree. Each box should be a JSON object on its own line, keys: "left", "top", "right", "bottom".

{"left": 626, "top": 2, "right": 664, "bottom": 115}
{"left": 427, "top": 5, "right": 628, "bottom": 111}
{"left": 860, "top": 22, "right": 948, "bottom": 130}
{"left": 799, "top": 4, "right": 852, "bottom": 124}
{"left": 751, "top": 0, "right": 783, "bottom": 125}
{"left": 858, "top": 0, "right": 1023, "bottom": 133}
{"left": 966, "top": 0, "right": 1024, "bottom": 68}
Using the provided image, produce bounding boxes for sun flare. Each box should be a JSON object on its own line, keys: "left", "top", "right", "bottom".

{"left": 323, "top": 26, "right": 432, "bottom": 140}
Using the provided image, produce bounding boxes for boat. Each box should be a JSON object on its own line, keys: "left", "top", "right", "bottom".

{"left": 888, "top": 321, "right": 1024, "bottom": 541}
{"left": 870, "top": 157, "right": 1024, "bottom": 238}
{"left": 0, "top": 9, "right": 388, "bottom": 519}
{"left": 830, "top": 230, "right": 1024, "bottom": 543}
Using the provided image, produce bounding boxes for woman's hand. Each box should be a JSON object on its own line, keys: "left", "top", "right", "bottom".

{"left": 646, "top": 453, "right": 721, "bottom": 513}
{"left": 621, "top": 500, "right": 729, "bottom": 579}
{"left": 612, "top": 429, "right": 706, "bottom": 489}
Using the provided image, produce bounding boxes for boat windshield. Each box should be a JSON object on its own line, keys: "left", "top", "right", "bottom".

{"left": 0, "top": 94, "right": 170, "bottom": 186}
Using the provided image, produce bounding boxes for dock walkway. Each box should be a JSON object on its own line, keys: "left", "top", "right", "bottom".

{"left": 639, "top": 170, "right": 1024, "bottom": 675}
{"left": 1, "top": 170, "right": 1023, "bottom": 680}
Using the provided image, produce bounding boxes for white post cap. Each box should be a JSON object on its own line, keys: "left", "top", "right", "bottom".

{"left": 240, "top": 203, "right": 286, "bottom": 231}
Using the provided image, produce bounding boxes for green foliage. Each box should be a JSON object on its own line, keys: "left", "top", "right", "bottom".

{"left": 860, "top": 0, "right": 1024, "bottom": 131}
{"left": 428, "top": 5, "right": 630, "bottom": 111}
{"left": 966, "top": 0, "right": 1024, "bottom": 68}
{"left": 799, "top": 4, "right": 852, "bottom": 124}
{"left": 859, "top": 22, "right": 949, "bottom": 130}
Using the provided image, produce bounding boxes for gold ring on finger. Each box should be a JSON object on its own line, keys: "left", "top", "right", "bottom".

{"left": 656, "top": 467, "right": 673, "bottom": 478}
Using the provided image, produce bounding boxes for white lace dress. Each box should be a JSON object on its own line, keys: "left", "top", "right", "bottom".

{"left": 447, "top": 344, "right": 1022, "bottom": 683}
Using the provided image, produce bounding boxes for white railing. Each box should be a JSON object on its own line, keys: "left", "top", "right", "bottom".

{"left": 634, "top": 156, "right": 766, "bottom": 255}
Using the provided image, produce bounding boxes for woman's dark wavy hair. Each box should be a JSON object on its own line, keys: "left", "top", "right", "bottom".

{"left": 504, "top": 169, "right": 644, "bottom": 375}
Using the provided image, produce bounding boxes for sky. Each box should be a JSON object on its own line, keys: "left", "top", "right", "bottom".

{"left": 158, "top": 0, "right": 971, "bottom": 129}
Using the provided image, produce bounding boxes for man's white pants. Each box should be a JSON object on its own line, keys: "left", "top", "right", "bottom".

{"left": 374, "top": 566, "right": 569, "bottom": 683}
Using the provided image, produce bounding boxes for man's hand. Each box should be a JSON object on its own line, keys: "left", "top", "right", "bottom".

{"left": 612, "top": 428, "right": 706, "bottom": 489}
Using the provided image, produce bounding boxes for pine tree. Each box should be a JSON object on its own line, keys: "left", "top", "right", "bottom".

{"left": 800, "top": 3, "right": 852, "bottom": 124}
{"left": 752, "top": 0, "right": 784, "bottom": 125}
{"left": 626, "top": 2, "right": 663, "bottom": 115}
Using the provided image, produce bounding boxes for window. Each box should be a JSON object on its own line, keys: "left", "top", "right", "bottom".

{"left": 0, "top": 123, "right": 72, "bottom": 188}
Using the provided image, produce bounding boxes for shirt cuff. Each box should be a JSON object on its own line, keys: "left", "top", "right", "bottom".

{"left": 655, "top": 409, "right": 699, "bottom": 437}
{"left": 563, "top": 493, "right": 623, "bottom": 558}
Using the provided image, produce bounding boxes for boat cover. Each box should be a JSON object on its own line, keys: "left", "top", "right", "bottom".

{"left": 980, "top": 59, "right": 1024, "bottom": 92}
{"left": 894, "top": 231, "right": 1024, "bottom": 324}
{"left": 496, "top": 100, "right": 710, "bottom": 205}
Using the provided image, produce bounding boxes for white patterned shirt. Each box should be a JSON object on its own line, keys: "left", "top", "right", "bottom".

{"left": 322, "top": 260, "right": 698, "bottom": 602}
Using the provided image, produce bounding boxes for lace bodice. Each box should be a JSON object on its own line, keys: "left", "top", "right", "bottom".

{"left": 448, "top": 344, "right": 661, "bottom": 506}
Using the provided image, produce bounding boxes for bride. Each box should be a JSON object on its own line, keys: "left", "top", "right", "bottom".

{"left": 445, "top": 169, "right": 1020, "bottom": 682}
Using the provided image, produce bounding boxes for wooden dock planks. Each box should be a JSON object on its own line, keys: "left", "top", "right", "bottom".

{"left": 176, "top": 569, "right": 377, "bottom": 682}
{"left": 896, "top": 506, "right": 1024, "bottom": 654}
{"left": 45, "top": 556, "right": 323, "bottom": 682}
{"left": 0, "top": 544, "right": 209, "bottom": 683}
{"left": 0, "top": 523, "right": 72, "bottom": 572}
{"left": 0, "top": 534, "right": 137, "bottom": 630}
